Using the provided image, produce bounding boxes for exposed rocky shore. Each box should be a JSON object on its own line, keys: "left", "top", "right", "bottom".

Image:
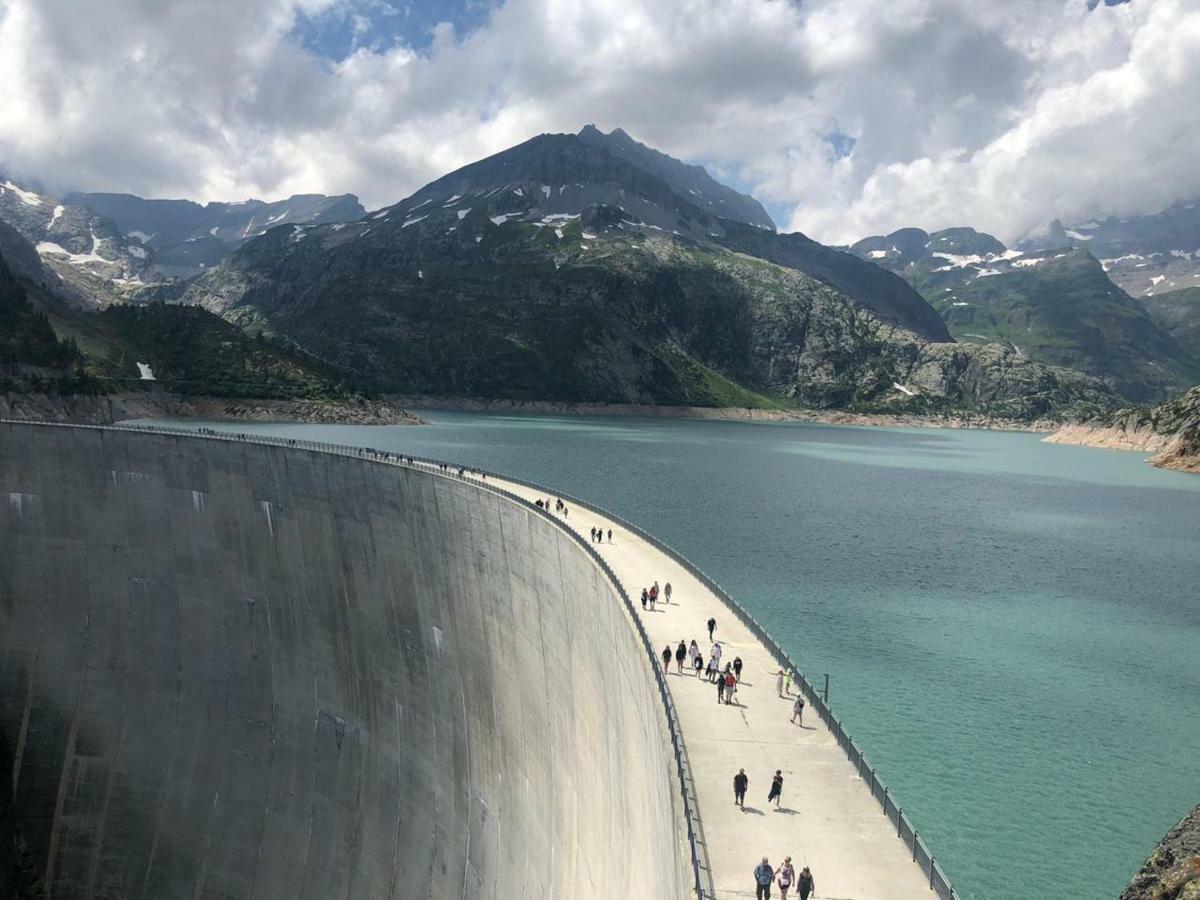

{"left": 400, "top": 395, "right": 1061, "bottom": 432}
{"left": 1121, "top": 804, "right": 1200, "bottom": 900}
{"left": 1045, "top": 386, "right": 1200, "bottom": 474}
{"left": 0, "top": 392, "right": 423, "bottom": 426}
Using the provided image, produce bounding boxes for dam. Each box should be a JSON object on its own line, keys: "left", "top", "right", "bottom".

{"left": 0, "top": 421, "right": 952, "bottom": 898}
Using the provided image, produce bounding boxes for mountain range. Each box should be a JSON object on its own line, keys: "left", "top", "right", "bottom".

{"left": 175, "top": 125, "right": 1113, "bottom": 417}
{"left": 848, "top": 226, "right": 1200, "bottom": 402}
{"left": 5, "top": 125, "right": 1200, "bottom": 423}
{"left": 1024, "top": 202, "right": 1200, "bottom": 299}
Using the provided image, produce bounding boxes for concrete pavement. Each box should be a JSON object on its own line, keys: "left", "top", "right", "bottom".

{"left": 489, "top": 476, "right": 937, "bottom": 900}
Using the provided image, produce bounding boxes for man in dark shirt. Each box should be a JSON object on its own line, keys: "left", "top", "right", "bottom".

{"left": 733, "top": 768, "right": 748, "bottom": 808}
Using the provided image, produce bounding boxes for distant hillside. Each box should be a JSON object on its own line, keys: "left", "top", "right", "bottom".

{"left": 850, "top": 227, "right": 1200, "bottom": 402}
{"left": 1, "top": 176, "right": 164, "bottom": 307}
{"left": 0, "top": 253, "right": 89, "bottom": 394}
{"left": 184, "top": 192, "right": 1114, "bottom": 420}
{"left": 89, "top": 304, "right": 362, "bottom": 401}
{"left": 0, "top": 223, "right": 386, "bottom": 414}
{"left": 67, "top": 191, "right": 366, "bottom": 279}
{"left": 1143, "top": 287, "right": 1200, "bottom": 361}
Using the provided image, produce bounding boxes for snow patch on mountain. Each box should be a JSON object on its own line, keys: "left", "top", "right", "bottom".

{"left": 36, "top": 232, "right": 110, "bottom": 267}
{"left": 2, "top": 181, "right": 42, "bottom": 207}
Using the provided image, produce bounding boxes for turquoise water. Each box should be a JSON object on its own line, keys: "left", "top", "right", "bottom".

{"left": 146, "top": 413, "right": 1200, "bottom": 900}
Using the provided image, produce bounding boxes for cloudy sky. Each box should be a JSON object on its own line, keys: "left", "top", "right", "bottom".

{"left": 0, "top": 0, "right": 1195, "bottom": 244}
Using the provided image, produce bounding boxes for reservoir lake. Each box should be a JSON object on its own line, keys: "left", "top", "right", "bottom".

{"left": 146, "top": 411, "right": 1200, "bottom": 900}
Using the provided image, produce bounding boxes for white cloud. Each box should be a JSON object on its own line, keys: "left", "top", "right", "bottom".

{"left": 0, "top": 0, "right": 1195, "bottom": 246}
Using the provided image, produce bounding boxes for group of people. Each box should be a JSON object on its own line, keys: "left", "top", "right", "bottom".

{"left": 534, "top": 497, "right": 569, "bottom": 517}
{"left": 753, "top": 855, "right": 815, "bottom": 900}
{"left": 659, "top": 630, "right": 747, "bottom": 706}
{"left": 589, "top": 526, "right": 611, "bottom": 543}
{"left": 640, "top": 580, "right": 670, "bottom": 611}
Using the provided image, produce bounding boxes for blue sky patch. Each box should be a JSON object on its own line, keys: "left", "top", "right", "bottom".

{"left": 292, "top": 0, "right": 496, "bottom": 60}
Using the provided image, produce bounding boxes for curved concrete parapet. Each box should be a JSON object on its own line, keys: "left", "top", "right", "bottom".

{"left": 0, "top": 423, "right": 688, "bottom": 899}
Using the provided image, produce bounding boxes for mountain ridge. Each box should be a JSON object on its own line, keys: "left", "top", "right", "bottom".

{"left": 849, "top": 225, "right": 1200, "bottom": 401}
{"left": 66, "top": 190, "right": 366, "bottom": 279}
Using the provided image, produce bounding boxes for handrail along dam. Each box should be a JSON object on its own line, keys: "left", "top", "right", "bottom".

{"left": 0, "top": 422, "right": 689, "bottom": 898}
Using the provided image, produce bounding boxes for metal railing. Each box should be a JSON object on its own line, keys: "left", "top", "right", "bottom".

{"left": 0, "top": 418, "right": 715, "bottom": 900}
{"left": 454, "top": 463, "right": 961, "bottom": 898}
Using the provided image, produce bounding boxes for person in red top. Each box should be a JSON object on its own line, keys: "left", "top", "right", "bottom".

{"left": 723, "top": 667, "right": 738, "bottom": 705}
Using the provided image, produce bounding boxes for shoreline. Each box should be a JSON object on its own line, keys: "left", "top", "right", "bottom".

{"left": 1044, "top": 423, "right": 1200, "bottom": 474}
{"left": 395, "top": 394, "right": 1061, "bottom": 433}
{"left": 0, "top": 392, "right": 424, "bottom": 426}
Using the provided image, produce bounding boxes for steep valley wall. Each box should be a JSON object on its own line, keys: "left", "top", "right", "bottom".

{"left": 0, "top": 423, "right": 685, "bottom": 899}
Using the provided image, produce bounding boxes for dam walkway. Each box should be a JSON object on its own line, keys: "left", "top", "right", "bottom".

{"left": 10, "top": 421, "right": 953, "bottom": 899}
{"left": 474, "top": 473, "right": 947, "bottom": 899}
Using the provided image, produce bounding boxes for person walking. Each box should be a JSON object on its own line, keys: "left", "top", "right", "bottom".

{"left": 694, "top": 654, "right": 704, "bottom": 677}
{"left": 791, "top": 694, "right": 805, "bottom": 725}
{"left": 675, "top": 641, "right": 687, "bottom": 674}
{"left": 606, "top": 528, "right": 612, "bottom": 542}
{"left": 662, "top": 645, "right": 672, "bottom": 670}
{"left": 724, "top": 667, "right": 738, "bottom": 705}
{"left": 710, "top": 642, "right": 722, "bottom": 673}
{"left": 733, "top": 656, "right": 743, "bottom": 682}
{"left": 775, "top": 669, "right": 785, "bottom": 698}
{"left": 754, "top": 858, "right": 774, "bottom": 900}
{"left": 648, "top": 589, "right": 656, "bottom": 612}
{"left": 777, "top": 858, "right": 796, "bottom": 900}
{"left": 707, "top": 617, "right": 716, "bottom": 641}
{"left": 641, "top": 588, "right": 649, "bottom": 611}
{"left": 688, "top": 639, "right": 700, "bottom": 664}
{"left": 590, "top": 527, "right": 596, "bottom": 542}
{"left": 706, "top": 657, "right": 718, "bottom": 682}
{"left": 716, "top": 672, "right": 726, "bottom": 704}
{"left": 664, "top": 581, "right": 672, "bottom": 603}
{"left": 797, "top": 867, "right": 815, "bottom": 900}
{"left": 784, "top": 670, "right": 793, "bottom": 696}
{"left": 767, "top": 770, "right": 783, "bottom": 808}
{"left": 733, "top": 768, "right": 748, "bottom": 808}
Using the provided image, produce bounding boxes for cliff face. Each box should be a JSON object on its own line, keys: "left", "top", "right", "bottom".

{"left": 1121, "top": 805, "right": 1200, "bottom": 900}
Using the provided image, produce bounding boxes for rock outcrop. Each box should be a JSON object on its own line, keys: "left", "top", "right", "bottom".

{"left": 1121, "top": 805, "right": 1200, "bottom": 900}
{"left": 1046, "top": 385, "right": 1200, "bottom": 473}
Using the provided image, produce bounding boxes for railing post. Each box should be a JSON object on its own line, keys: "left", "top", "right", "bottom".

{"left": 823, "top": 673, "right": 830, "bottom": 703}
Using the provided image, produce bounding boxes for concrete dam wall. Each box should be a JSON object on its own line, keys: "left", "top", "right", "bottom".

{"left": 0, "top": 423, "right": 686, "bottom": 899}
